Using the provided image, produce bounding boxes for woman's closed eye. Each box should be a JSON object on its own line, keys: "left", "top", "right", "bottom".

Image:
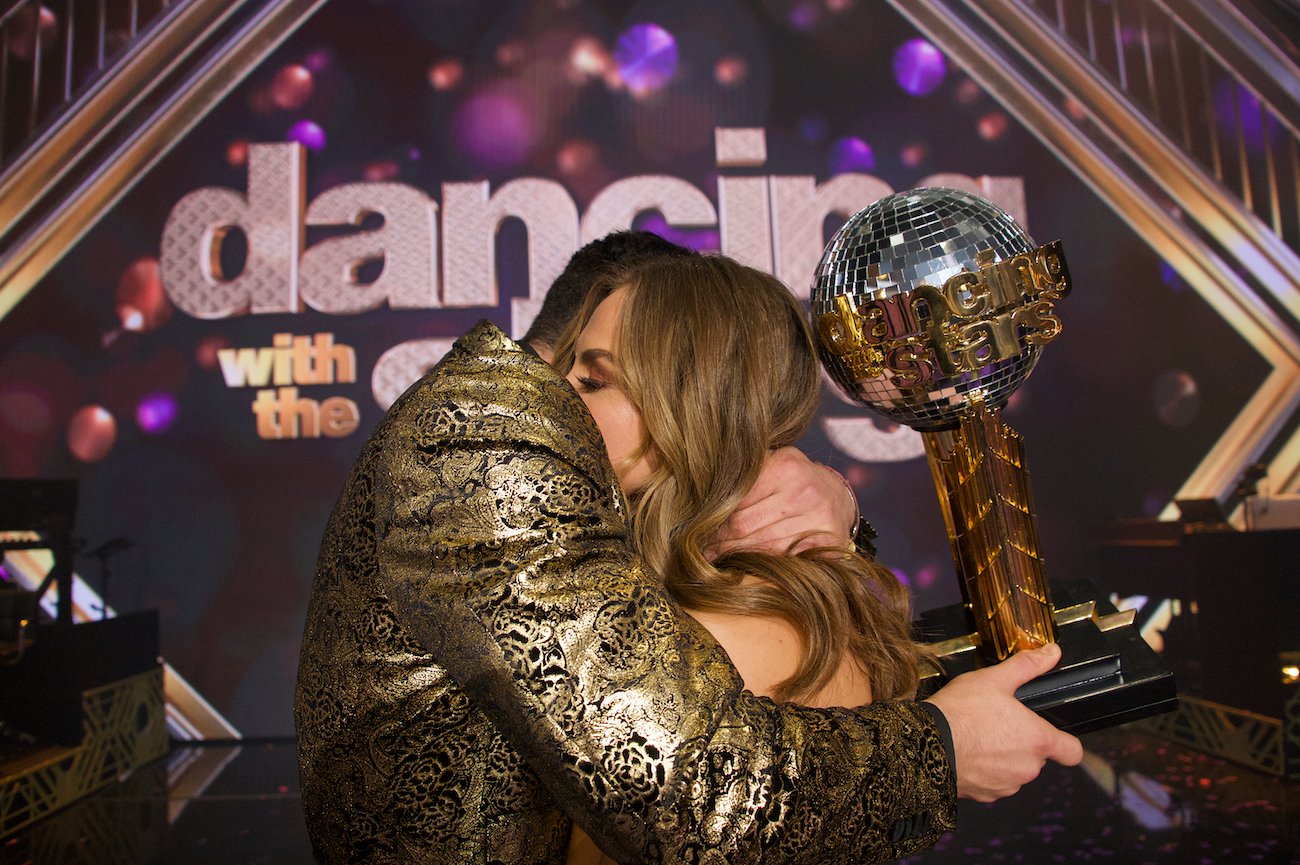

{"left": 575, "top": 375, "right": 605, "bottom": 393}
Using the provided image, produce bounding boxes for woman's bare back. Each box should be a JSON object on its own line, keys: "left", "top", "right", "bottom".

{"left": 566, "top": 600, "right": 873, "bottom": 865}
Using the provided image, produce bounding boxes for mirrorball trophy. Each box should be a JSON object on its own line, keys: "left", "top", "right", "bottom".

{"left": 812, "top": 188, "right": 1174, "bottom": 732}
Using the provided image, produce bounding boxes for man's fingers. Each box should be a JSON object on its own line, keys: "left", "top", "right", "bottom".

{"left": 788, "top": 531, "right": 847, "bottom": 554}
{"left": 713, "top": 448, "right": 854, "bottom": 554}
{"left": 931, "top": 642, "right": 1080, "bottom": 802}
{"left": 985, "top": 642, "right": 1062, "bottom": 691}
{"left": 710, "top": 507, "right": 762, "bottom": 545}
{"left": 1048, "top": 729, "right": 1084, "bottom": 767}
{"left": 706, "top": 525, "right": 820, "bottom": 559}
{"left": 712, "top": 493, "right": 797, "bottom": 543}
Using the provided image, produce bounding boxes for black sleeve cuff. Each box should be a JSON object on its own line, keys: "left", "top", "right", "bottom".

{"left": 918, "top": 700, "right": 956, "bottom": 783}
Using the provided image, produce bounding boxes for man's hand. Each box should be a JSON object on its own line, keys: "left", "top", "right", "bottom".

{"left": 706, "top": 447, "right": 856, "bottom": 559}
{"left": 925, "top": 643, "right": 1084, "bottom": 802}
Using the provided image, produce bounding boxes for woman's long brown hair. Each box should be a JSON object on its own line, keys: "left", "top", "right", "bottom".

{"left": 555, "top": 254, "right": 924, "bottom": 703}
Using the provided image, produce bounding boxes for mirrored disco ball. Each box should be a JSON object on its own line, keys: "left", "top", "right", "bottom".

{"left": 811, "top": 187, "right": 1062, "bottom": 431}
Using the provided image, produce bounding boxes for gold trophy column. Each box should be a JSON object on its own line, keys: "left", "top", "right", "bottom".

{"left": 922, "top": 394, "right": 1057, "bottom": 661}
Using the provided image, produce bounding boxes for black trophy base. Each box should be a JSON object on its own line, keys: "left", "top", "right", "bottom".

{"left": 915, "top": 579, "right": 1177, "bottom": 734}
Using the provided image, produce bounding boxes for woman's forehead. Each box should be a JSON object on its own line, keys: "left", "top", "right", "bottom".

{"left": 580, "top": 286, "right": 629, "bottom": 349}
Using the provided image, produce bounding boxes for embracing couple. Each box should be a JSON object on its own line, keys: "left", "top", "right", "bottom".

{"left": 295, "top": 231, "right": 1082, "bottom": 864}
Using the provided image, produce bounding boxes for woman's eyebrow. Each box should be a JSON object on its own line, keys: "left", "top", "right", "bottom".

{"left": 579, "top": 348, "right": 617, "bottom": 366}
{"left": 579, "top": 348, "right": 621, "bottom": 382}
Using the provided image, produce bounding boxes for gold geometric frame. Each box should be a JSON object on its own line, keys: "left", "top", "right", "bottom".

{"left": 0, "top": 668, "right": 168, "bottom": 839}
{"left": 1136, "top": 690, "right": 1300, "bottom": 779}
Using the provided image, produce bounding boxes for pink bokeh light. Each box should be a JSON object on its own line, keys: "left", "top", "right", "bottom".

{"left": 0, "top": 384, "right": 54, "bottom": 436}
{"left": 714, "top": 55, "right": 747, "bottom": 87}
{"left": 226, "top": 139, "right": 250, "bottom": 167}
{"left": 977, "top": 111, "right": 1009, "bottom": 141}
{"left": 6, "top": 5, "right": 58, "bottom": 62}
{"left": 115, "top": 258, "right": 171, "bottom": 333}
{"left": 68, "top": 405, "right": 117, "bottom": 463}
{"left": 428, "top": 59, "right": 464, "bottom": 91}
{"left": 270, "top": 64, "right": 314, "bottom": 110}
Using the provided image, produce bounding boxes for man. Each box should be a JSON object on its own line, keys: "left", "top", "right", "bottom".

{"left": 295, "top": 232, "right": 1080, "bottom": 863}
{"left": 521, "top": 231, "right": 860, "bottom": 557}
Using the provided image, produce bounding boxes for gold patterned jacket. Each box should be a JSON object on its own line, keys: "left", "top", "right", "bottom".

{"left": 295, "top": 321, "right": 956, "bottom": 864}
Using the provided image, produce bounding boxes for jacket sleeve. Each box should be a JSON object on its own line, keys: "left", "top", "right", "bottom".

{"left": 375, "top": 323, "right": 956, "bottom": 864}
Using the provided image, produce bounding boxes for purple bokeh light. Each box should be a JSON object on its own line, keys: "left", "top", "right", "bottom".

{"left": 829, "top": 136, "right": 875, "bottom": 173}
{"left": 454, "top": 89, "right": 536, "bottom": 169}
{"left": 1213, "top": 82, "right": 1268, "bottom": 152}
{"left": 893, "top": 39, "right": 945, "bottom": 96}
{"left": 1158, "top": 261, "right": 1186, "bottom": 291}
{"left": 635, "top": 213, "right": 718, "bottom": 252}
{"left": 614, "top": 23, "right": 678, "bottom": 96}
{"left": 287, "top": 119, "right": 326, "bottom": 151}
{"left": 799, "top": 114, "right": 828, "bottom": 143}
{"left": 137, "top": 393, "right": 179, "bottom": 434}
{"left": 788, "top": 1, "right": 820, "bottom": 31}
{"left": 911, "top": 564, "right": 940, "bottom": 590}
{"left": 304, "top": 49, "right": 331, "bottom": 73}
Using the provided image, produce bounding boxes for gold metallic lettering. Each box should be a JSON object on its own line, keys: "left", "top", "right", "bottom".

{"left": 815, "top": 240, "right": 1072, "bottom": 387}
{"left": 817, "top": 294, "right": 886, "bottom": 380}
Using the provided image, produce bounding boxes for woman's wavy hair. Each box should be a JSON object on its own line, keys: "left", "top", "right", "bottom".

{"left": 555, "top": 254, "right": 923, "bottom": 703}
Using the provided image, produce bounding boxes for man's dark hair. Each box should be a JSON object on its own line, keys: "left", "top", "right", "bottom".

{"left": 522, "top": 230, "right": 693, "bottom": 350}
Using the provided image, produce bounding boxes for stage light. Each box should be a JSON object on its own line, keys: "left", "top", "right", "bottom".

{"left": 977, "top": 111, "right": 1009, "bottom": 141}
{"left": 226, "top": 139, "right": 250, "bottom": 167}
{"left": 1153, "top": 370, "right": 1201, "bottom": 428}
{"left": 613, "top": 24, "right": 678, "bottom": 97}
{"left": 363, "top": 160, "right": 400, "bottom": 182}
{"left": 5, "top": 4, "right": 58, "bottom": 62}
{"left": 115, "top": 258, "right": 171, "bottom": 332}
{"left": 828, "top": 137, "right": 874, "bottom": 174}
{"left": 454, "top": 88, "right": 536, "bottom": 168}
{"left": 568, "top": 38, "right": 609, "bottom": 79}
{"left": 270, "top": 64, "right": 314, "bottom": 111}
{"left": 893, "top": 39, "right": 945, "bottom": 97}
{"left": 287, "top": 120, "right": 326, "bottom": 151}
{"left": 136, "top": 394, "right": 178, "bottom": 434}
{"left": 900, "top": 142, "right": 927, "bottom": 168}
{"left": 428, "top": 59, "right": 464, "bottom": 91}
{"left": 67, "top": 405, "right": 116, "bottom": 462}
{"left": 0, "top": 384, "right": 53, "bottom": 436}
{"left": 714, "top": 56, "right": 747, "bottom": 87}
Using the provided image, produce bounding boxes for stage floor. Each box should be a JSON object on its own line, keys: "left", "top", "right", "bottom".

{"left": 3, "top": 726, "right": 1297, "bottom": 864}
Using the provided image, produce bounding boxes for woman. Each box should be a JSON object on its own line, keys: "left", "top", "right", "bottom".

{"left": 556, "top": 254, "right": 927, "bottom": 864}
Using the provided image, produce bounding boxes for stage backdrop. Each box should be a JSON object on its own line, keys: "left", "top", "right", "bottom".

{"left": 0, "top": 0, "right": 1263, "bottom": 736}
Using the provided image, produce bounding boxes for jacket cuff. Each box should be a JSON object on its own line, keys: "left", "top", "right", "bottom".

{"left": 917, "top": 700, "right": 956, "bottom": 784}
